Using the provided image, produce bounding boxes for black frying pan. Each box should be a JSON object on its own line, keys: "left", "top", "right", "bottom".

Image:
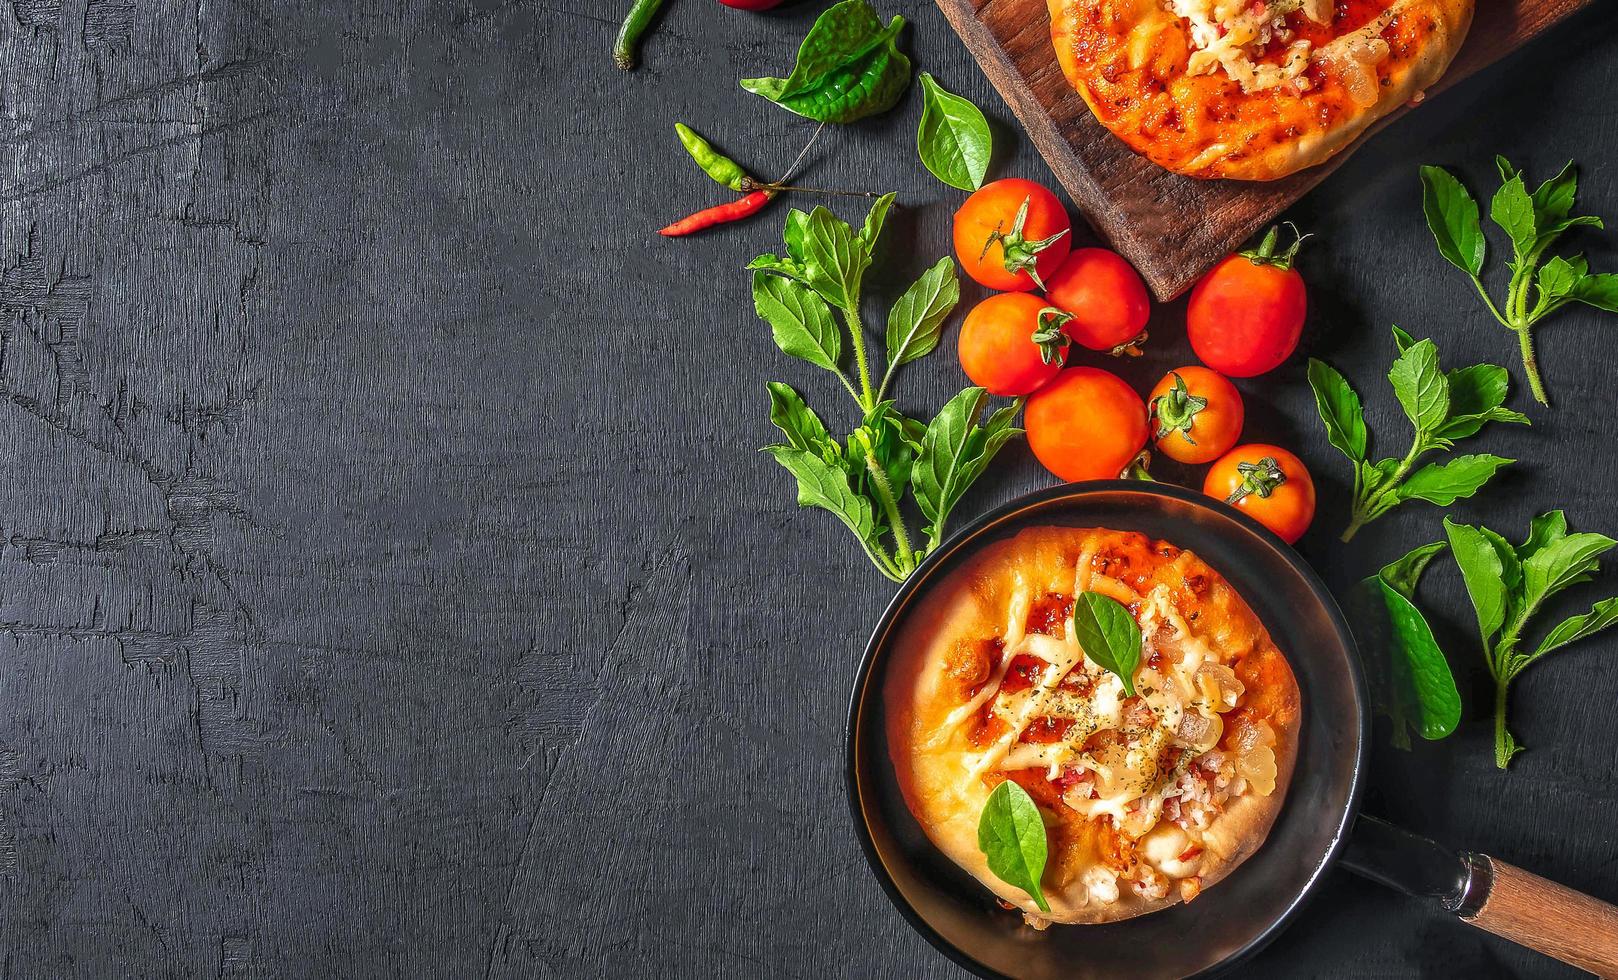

{"left": 845, "top": 481, "right": 1618, "bottom": 978}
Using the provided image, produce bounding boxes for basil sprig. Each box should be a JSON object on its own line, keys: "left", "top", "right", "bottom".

{"left": 741, "top": 1, "right": 911, "bottom": 125}
{"left": 1420, "top": 157, "right": 1618, "bottom": 405}
{"left": 1307, "top": 327, "right": 1527, "bottom": 542}
{"left": 753, "top": 196, "right": 1021, "bottom": 582}
{"left": 1352, "top": 542, "right": 1460, "bottom": 750}
{"left": 916, "top": 73, "right": 992, "bottom": 191}
{"left": 1445, "top": 512, "right": 1618, "bottom": 768}
{"left": 1071, "top": 592, "right": 1141, "bottom": 696}
{"left": 976, "top": 780, "right": 1050, "bottom": 913}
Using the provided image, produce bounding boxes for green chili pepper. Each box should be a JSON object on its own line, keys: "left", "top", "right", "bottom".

{"left": 613, "top": 0, "right": 666, "bottom": 71}
{"left": 674, "top": 123, "right": 749, "bottom": 192}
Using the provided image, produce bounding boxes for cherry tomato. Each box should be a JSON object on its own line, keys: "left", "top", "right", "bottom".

{"left": 953, "top": 178, "right": 1072, "bottom": 292}
{"left": 1043, "top": 247, "right": 1151, "bottom": 354}
{"left": 719, "top": 0, "right": 785, "bottom": 7}
{"left": 1148, "top": 367, "right": 1244, "bottom": 465}
{"left": 1025, "top": 367, "right": 1148, "bottom": 482}
{"left": 1186, "top": 225, "right": 1308, "bottom": 378}
{"left": 1203, "top": 444, "right": 1315, "bottom": 544}
{"left": 957, "top": 293, "right": 1073, "bottom": 397}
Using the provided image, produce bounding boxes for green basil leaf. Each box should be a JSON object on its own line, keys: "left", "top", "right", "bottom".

{"left": 976, "top": 780, "right": 1050, "bottom": 913}
{"left": 1431, "top": 362, "right": 1527, "bottom": 441}
{"left": 1517, "top": 510, "right": 1568, "bottom": 562}
{"left": 742, "top": 4, "right": 911, "bottom": 124}
{"left": 765, "top": 381, "right": 832, "bottom": 453}
{"left": 1569, "top": 273, "right": 1618, "bottom": 313}
{"left": 1354, "top": 544, "right": 1461, "bottom": 749}
{"left": 1391, "top": 323, "right": 1417, "bottom": 353}
{"left": 916, "top": 72, "right": 992, "bottom": 191}
{"left": 1433, "top": 406, "right": 1530, "bottom": 444}
{"left": 762, "top": 444, "right": 879, "bottom": 545}
{"left": 799, "top": 206, "right": 865, "bottom": 310}
{"left": 1522, "top": 531, "right": 1618, "bottom": 608}
{"left": 1307, "top": 358, "right": 1368, "bottom": 461}
{"left": 1444, "top": 517, "right": 1509, "bottom": 645}
{"left": 1396, "top": 454, "right": 1512, "bottom": 506}
{"left": 1490, "top": 171, "right": 1537, "bottom": 268}
{"left": 1387, "top": 338, "right": 1449, "bottom": 434}
{"left": 1381, "top": 540, "right": 1448, "bottom": 597}
{"left": 1536, "top": 255, "right": 1582, "bottom": 307}
{"left": 1071, "top": 592, "right": 1141, "bottom": 696}
{"left": 852, "top": 400, "right": 915, "bottom": 504}
{"left": 740, "top": 0, "right": 892, "bottom": 101}
{"left": 1444, "top": 362, "right": 1509, "bottom": 416}
{"left": 912, "top": 390, "right": 1022, "bottom": 544}
{"left": 859, "top": 192, "right": 896, "bottom": 254}
{"left": 955, "top": 400, "right": 1022, "bottom": 496}
{"left": 885, "top": 256, "right": 960, "bottom": 370}
{"left": 1419, "top": 165, "right": 1485, "bottom": 276}
{"left": 1530, "top": 160, "right": 1577, "bottom": 226}
{"left": 752, "top": 272, "right": 842, "bottom": 372}
{"left": 1481, "top": 525, "right": 1524, "bottom": 629}
{"left": 1534, "top": 596, "right": 1618, "bottom": 659}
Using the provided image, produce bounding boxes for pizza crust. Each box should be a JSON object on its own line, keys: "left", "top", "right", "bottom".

{"left": 1048, "top": 0, "right": 1474, "bottom": 180}
{"left": 885, "top": 527, "right": 1300, "bottom": 924}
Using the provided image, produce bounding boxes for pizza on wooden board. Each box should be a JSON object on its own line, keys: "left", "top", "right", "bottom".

{"left": 1048, "top": 0, "right": 1474, "bottom": 180}
{"left": 885, "top": 527, "right": 1301, "bottom": 924}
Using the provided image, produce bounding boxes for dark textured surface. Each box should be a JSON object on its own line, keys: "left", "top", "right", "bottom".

{"left": 0, "top": 1, "right": 1614, "bottom": 977}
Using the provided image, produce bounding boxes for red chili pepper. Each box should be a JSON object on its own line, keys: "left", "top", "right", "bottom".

{"left": 658, "top": 189, "right": 775, "bottom": 237}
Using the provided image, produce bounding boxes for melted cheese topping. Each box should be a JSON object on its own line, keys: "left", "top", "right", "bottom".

{"left": 1169, "top": 0, "right": 1330, "bottom": 93}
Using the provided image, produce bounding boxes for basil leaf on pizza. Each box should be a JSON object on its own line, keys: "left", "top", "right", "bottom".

{"left": 977, "top": 780, "right": 1050, "bottom": 913}
{"left": 1071, "top": 592, "right": 1141, "bottom": 696}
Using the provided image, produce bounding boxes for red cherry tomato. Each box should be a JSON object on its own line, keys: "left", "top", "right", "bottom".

{"left": 1203, "top": 444, "right": 1315, "bottom": 544}
{"left": 1186, "top": 225, "right": 1308, "bottom": 378}
{"left": 953, "top": 179, "right": 1072, "bottom": 292}
{"left": 719, "top": 0, "right": 785, "bottom": 8}
{"left": 1043, "top": 247, "right": 1151, "bottom": 354}
{"left": 1025, "top": 367, "right": 1149, "bottom": 482}
{"left": 1148, "top": 367, "right": 1244, "bottom": 465}
{"left": 957, "top": 293, "right": 1072, "bottom": 397}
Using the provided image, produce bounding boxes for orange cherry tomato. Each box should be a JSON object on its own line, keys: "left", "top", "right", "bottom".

{"left": 1148, "top": 367, "right": 1244, "bottom": 465}
{"left": 952, "top": 178, "right": 1072, "bottom": 292}
{"left": 957, "top": 293, "right": 1072, "bottom": 397}
{"left": 1203, "top": 444, "right": 1315, "bottom": 544}
{"left": 1186, "top": 225, "right": 1308, "bottom": 378}
{"left": 1043, "top": 247, "right": 1151, "bottom": 354}
{"left": 1025, "top": 367, "right": 1149, "bottom": 482}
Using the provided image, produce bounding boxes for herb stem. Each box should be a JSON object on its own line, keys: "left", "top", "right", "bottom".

{"left": 1340, "top": 515, "right": 1367, "bottom": 543}
{"left": 1493, "top": 676, "right": 1515, "bottom": 769}
{"left": 1345, "top": 438, "right": 1427, "bottom": 539}
{"left": 1515, "top": 325, "right": 1550, "bottom": 405}
{"left": 845, "top": 303, "right": 876, "bottom": 412}
{"left": 1470, "top": 275, "right": 1512, "bottom": 330}
{"left": 864, "top": 450, "right": 914, "bottom": 575}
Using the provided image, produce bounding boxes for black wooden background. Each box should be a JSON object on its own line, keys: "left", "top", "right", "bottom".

{"left": 0, "top": 0, "right": 1614, "bottom": 976}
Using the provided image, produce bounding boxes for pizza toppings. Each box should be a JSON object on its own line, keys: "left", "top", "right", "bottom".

{"left": 954, "top": 553, "right": 1281, "bottom": 911}
{"left": 1171, "top": 0, "right": 1330, "bottom": 93}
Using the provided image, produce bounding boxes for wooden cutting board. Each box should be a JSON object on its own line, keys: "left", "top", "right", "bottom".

{"left": 935, "top": 0, "right": 1597, "bottom": 299}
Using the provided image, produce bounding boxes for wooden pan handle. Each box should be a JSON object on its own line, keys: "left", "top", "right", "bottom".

{"left": 1461, "top": 855, "right": 1618, "bottom": 977}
